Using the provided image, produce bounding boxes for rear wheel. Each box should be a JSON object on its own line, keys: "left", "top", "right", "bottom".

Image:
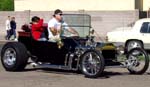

{"left": 80, "top": 50, "right": 105, "bottom": 78}
{"left": 1, "top": 42, "right": 29, "bottom": 71}
{"left": 126, "top": 48, "right": 149, "bottom": 74}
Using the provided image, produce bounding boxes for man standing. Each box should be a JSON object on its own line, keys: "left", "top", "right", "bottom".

{"left": 5, "top": 16, "right": 11, "bottom": 40}
{"left": 9, "top": 17, "right": 17, "bottom": 40}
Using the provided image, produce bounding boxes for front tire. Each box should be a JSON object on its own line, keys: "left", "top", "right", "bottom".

{"left": 1, "top": 42, "right": 29, "bottom": 71}
{"left": 80, "top": 50, "right": 105, "bottom": 78}
{"left": 126, "top": 48, "right": 149, "bottom": 74}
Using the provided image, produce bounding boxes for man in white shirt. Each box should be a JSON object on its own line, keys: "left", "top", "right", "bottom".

{"left": 48, "top": 9, "right": 78, "bottom": 41}
{"left": 5, "top": 16, "right": 11, "bottom": 40}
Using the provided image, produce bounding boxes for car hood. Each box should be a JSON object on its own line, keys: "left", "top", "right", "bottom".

{"left": 107, "top": 27, "right": 133, "bottom": 36}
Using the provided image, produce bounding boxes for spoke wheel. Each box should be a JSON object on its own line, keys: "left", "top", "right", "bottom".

{"left": 80, "top": 50, "right": 104, "bottom": 78}
{"left": 126, "top": 48, "right": 149, "bottom": 74}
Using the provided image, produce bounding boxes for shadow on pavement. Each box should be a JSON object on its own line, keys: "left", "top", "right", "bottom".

{"left": 28, "top": 67, "right": 129, "bottom": 79}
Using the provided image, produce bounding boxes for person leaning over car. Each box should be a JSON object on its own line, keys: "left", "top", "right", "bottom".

{"left": 48, "top": 9, "right": 79, "bottom": 41}
{"left": 31, "top": 16, "right": 46, "bottom": 41}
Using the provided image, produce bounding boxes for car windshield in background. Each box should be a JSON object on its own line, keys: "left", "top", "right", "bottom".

{"left": 61, "top": 14, "right": 91, "bottom": 37}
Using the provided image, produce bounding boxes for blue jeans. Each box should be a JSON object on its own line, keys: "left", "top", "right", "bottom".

{"left": 12, "top": 29, "right": 16, "bottom": 38}
{"left": 8, "top": 29, "right": 16, "bottom": 40}
{"left": 5, "top": 30, "right": 10, "bottom": 40}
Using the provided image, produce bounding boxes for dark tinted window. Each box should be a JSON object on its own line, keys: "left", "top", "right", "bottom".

{"left": 148, "top": 23, "right": 150, "bottom": 33}
{"left": 140, "top": 22, "right": 150, "bottom": 33}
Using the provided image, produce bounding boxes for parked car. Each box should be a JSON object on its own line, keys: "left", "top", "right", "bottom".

{"left": 1, "top": 14, "right": 149, "bottom": 78}
{"left": 107, "top": 18, "right": 150, "bottom": 51}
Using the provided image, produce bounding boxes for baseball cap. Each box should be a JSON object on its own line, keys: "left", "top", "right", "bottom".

{"left": 54, "top": 9, "right": 63, "bottom": 15}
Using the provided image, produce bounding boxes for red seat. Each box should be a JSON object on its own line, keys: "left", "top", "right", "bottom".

{"left": 18, "top": 31, "right": 31, "bottom": 37}
{"left": 18, "top": 23, "right": 48, "bottom": 38}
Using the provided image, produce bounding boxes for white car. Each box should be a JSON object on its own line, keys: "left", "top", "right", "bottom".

{"left": 107, "top": 18, "right": 150, "bottom": 51}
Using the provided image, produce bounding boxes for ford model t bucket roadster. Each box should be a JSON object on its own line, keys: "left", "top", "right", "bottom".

{"left": 1, "top": 14, "right": 149, "bottom": 78}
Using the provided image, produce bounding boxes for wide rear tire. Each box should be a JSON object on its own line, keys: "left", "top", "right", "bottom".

{"left": 1, "top": 42, "right": 29, "bottom": 71}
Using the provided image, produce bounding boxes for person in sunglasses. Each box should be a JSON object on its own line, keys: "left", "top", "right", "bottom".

{"left": 48, "top": 9, "right": 78, "bottom": 41}
{"left": 48, "top": 9, "right": 78, "bottom": 48}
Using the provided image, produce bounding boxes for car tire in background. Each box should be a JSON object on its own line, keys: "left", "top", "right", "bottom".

{"left": 126, "top": 40, "right": 143, "bottom": 52}
{"left": 1, "top": 42, "right": 29, "bottom": 71}
{"left": 80, "top": 50, "right": 105, "bottom": 78}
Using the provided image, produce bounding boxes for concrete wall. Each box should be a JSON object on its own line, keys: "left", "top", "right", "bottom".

{"left": 15, "top": 0, "right": 135, "bottom": 11}
{"left": 0, "top": 11, "right": 29, "bottom": 35}
{"left": 0, "top": 10, "right": 139, "bottom": 40}
{"left": 86, "top": 10, "right": 139, "bottom": 39}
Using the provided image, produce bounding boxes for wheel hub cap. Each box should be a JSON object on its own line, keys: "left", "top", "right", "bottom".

{"left": 3, "top": 48, "right": 16, "bottom": 66}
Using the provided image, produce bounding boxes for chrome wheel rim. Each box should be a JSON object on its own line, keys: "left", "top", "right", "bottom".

{"left": 127, "top": 50, "right": 146, "bottom": 72}
{"left": 82, "top": 52, "right": 101, "bottom": 76}
{"left": 3, "top": 48, "right": 16, "bottom": 67}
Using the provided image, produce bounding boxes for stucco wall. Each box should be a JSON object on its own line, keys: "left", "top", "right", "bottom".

{"left": 15, "top": 0, "right": 135, "bottom": 11}
{"left": 143, "top": 0, "right": 150, "bottom": 11}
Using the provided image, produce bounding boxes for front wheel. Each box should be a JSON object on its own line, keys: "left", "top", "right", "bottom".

{"left": 80, "top": 50, "right": 105, "bottom": 78}
{"left": 126, "top": 48, "right": 149, "bottom": 74}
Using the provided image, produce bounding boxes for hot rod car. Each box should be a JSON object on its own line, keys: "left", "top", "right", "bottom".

{"left": 1, "top": 14, "right": 149, "bottom": 78}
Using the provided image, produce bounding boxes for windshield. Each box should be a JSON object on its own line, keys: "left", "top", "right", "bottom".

{"left": 61, "top": 14, "right": 91, "bottom": 37}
